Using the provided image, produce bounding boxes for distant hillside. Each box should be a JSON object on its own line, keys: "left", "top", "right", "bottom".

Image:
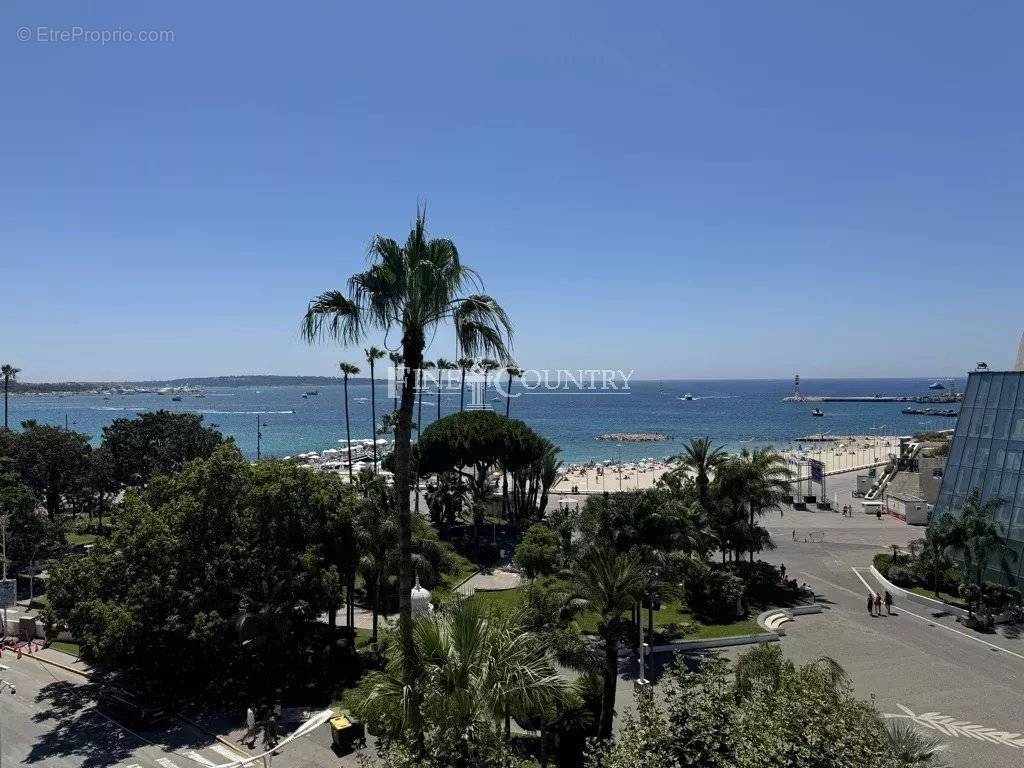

{"left": 9, "top": 374, "right": 371, "bottom": 393}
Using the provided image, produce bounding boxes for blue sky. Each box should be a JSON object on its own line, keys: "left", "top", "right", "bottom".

{"left": 3, "top": 2, "right": 1022, "bottom": 381}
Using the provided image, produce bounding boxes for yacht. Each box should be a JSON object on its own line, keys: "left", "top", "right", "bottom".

{"left": 680, "top": 393, "right": 695, "bottom": 401}
{"left": 305, "top": 390, "right": 319, "bottom": 396}
{"left": 811, "top": 408, "right": 824, "bottom": 417}
{"left": 928, "top": 382, "right": 945, "bottom": 390}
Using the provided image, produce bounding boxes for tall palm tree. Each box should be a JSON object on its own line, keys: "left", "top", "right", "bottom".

{"left": 388, "top": 352, "right": 404, "bottom": 412}
{"left": 301, "top": 209, "right": 512, "bottom": 679}
{"left": 480, "top": 358, "right": 500, "bottom": 408}
{"left": 2, "top": 364, "right": 20, "bottom": 430}
{"left": 741, "top": 447, "right": 793, "bottom": 562}
{"left": 456, "top": 357, "right": 475, "bottom": 411}
{"left": 365, "top": 346, "right": 386, "bottom": 474}
{"left": 570, "top": 546, "right": 646, "bottom": 740}
{"left": 339, "top": 362, "right": 361, "bottom": 482}
{"left": 504, "top": 365, "right": 523, "bottom": 417}
{"left": 414, "top": 360, "right": 436, "bottom": 517}
{"left": 671, "top": 436, "right": 726, "bottom": 511}
{"left": 435, "top": 358, "right": 456, "bottom": 422}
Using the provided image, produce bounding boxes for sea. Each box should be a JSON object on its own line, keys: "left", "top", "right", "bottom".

{"left": 7, "top": 378, "right": 965, "bottom": 465}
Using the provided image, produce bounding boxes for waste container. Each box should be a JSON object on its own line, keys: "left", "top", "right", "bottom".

{"left": 330, "top": 714, "right": 366, "bottom": 753}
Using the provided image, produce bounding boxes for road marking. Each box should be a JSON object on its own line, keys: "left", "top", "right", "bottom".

{"left": 850, "top": 567, "right": 875, "bottom": 593}
{"left": 854, "top": 567, "right": 1024, "bottom": 663}
{"left": 156, "top": 760, "right": 180, "bottom": 768}
{"left": 884, "top": 703, "right": 1024, "bottom": 749}
{"left": 212, "top": 744, "right": 243, "bottom": 761}
{"left": 796, "top": 570, "right": 864, "bottom": 599}
{"left": 183, "top": 750, "right": 216, "bottom": 766}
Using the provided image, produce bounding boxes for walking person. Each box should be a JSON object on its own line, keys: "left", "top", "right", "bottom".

{"left": 792, "top": 529, "right": 797, "bottom": 542}
{"left": 874, "top": 593, "right": 883, "bottom": 616}
{"left": 239, "top": 705, "right": 257, "bottom": 748}
{"left": 884, "top": 590, "right": 893, "bottom": 615}
{"left": 780, "top": 563, "right": 787, "bottom": 580}
{"left": 867, "top": 592, "right": 875, "bottom": 616}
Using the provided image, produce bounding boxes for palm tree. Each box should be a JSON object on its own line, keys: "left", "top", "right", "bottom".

{"left": 885, "top": 720, "right": 952, "bottom": 767}
{"left": 339, "top": 362, "right": 361, "bottom": 482}
{"left": 457, "top": 357, "right": 475, "bottom": 411}
{"left": 480, "top": 358, "right": 500, "bottom": 407}
{"left": 737, "top": 447, "right": 793, "bottom": 563}
{"left": 435, "top": 358, "right": 456, "bottom": 422}
{"left": 301, "top": 209, "right": 512, "bottom": 679}
{"left": 414, "top": 360, "right": 436, "bottom": 517}
{"left": 389, "top": 352, "right": 404, "bottom": 412}
{"left": 357, "top": 600, "right": 565, "bottom": 752}
{"left": 570, "top": 546, "right": 646, "bottom": 740}
{"left": 2, "top": 364, "right": 20, "bottom": 430}
{"left": 356, "top": 483, "right": 400, "bottom": 642}
{"left": 670, "top": 437, "right": 726, "bottom": 511}
{"left": 504, "top": 365, "right": 523, "bottom": 417}
{"left": 365, "top": 346, "right": 386, "bottom": 474}
{"left": 943, "top": 489, "right": 1013, "bottom": 587}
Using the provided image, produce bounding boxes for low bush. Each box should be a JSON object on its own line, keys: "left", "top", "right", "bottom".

{"left": 872, "top": 553, "right": 893, "bottom": 576}
{"left": 685, "top": 568, "right": 745, "bottom": 623}
{"left": 888, "top": 566, "right": 917, "bottom": 587}
{"left": 728, "top": 561, "right": 781, "bottom": 606}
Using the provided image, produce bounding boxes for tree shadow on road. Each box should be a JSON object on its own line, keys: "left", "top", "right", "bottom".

{"left": 24, "top": 679, "right": 141, "bottom": 768}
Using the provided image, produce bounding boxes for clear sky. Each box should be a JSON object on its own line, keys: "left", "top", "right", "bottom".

{"left": 3, "top": 2, "right": 1022, "bottom": 382}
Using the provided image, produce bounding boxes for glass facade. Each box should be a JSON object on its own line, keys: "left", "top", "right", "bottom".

{"left": 932, "top": 371, "right": 1024, "bottom": 585}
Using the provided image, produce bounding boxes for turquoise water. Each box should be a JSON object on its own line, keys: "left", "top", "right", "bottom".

{"left": 6, "top": 378, "right": 964, "bottom": 465}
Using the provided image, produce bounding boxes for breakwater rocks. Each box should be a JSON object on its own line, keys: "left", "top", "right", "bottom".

{"left": 597, "top": 433, "right": 671, "bottom": 442}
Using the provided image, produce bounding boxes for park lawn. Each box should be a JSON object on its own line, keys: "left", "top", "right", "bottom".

{"left": 49, "top": 640, "right": 82, "bottom": 657}
{"left": 467, "top": 584, "right": 764, "bottom": 641}
{"left": 907, "top": 586, "right": 968, "bottom": 609}
{"left": 433, "top": 551, "right": 479, "bottom": 598}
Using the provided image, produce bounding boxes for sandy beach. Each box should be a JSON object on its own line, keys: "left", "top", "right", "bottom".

{"left": 551, "top": 435, "right": 900, "bottom": 494}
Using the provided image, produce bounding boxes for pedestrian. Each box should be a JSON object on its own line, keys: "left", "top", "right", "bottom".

{"left": 780, "top": 563, "right": 787, "bottom": 580}
{"left": 263, "top": 713, "right": 279, "bottom": 750}
{"left": 792, "top": 529, "right": 797, "bottom": 541}
{"left": 884, "top": 590, "right": 893, "bottom": 615}
{"left": 875, "top": 593, "right": 882, "bottom": 616}
{"left": 239, "top": 705, "right": 257, "bottom": 748}
{"left": 876, "top": 509, "right": 882, "bottom": 521}
{"left": 867, "top": 593, "right": 874, "bottom": 616}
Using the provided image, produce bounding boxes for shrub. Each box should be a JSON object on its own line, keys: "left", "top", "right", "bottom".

{"left": 513, "top": 523, "right": 561, "bottom": 579}
{"left": 728, "top": 560, "right": 781, "bottom": 606}
{"left": 685, "top": 568, "right": 745, "bottom": 623}
{"left": 887, "top": 566, "right": 917, "bottom": 587}
{"left": 872, "top": 553, "right": 892, "bottom": 576}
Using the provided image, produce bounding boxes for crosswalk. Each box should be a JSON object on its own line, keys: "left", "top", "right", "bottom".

{"left": 121, "top": 742, "right": 255, "bottom": 768}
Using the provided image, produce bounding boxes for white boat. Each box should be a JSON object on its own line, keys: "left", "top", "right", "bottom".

{"left": 812, "top": 408, "right": 824, "bottom": 417}
{"left": 928, "top": 382, "right": 945, "bottom": 390}
{"left": 680, "top": 393, "right": 695, "bottom": 401}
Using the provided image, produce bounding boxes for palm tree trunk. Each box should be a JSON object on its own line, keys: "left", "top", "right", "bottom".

{"left": 460, "top": 369, "right": 466, "bottom": 411}
{"left": 414, "top": 368, "right": 424, "bottom": 516}
{"left": 599, "top": 633, "right": 618, "bottom": 740}
{"left": 395, "top": 335, "right": 423, "bottom": 684}
{"left": 3, "top": 376, "right": 8, "bottom": 430}
{"left": 344, "top": 374, "right": 354, "bottom": 483}
{"left": 505, "top": 371, "right": 513, "bottom": 417}
{"left": 369, "top": 360, "right": 378, "bottom": 474}
{"left": 750, "top": 506, "right": 755, "bottom": 563}
{"left": 436, "top": 377, "right": 442, "bottom": 422}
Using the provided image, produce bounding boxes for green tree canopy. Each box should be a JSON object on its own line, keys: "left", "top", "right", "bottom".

{"left": 101, "top": 409, "right": 227, "bottom": 487}
{"left": 513, "top": 523, "right": 562, "bottom": 579}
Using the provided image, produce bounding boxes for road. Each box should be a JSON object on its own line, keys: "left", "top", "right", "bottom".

{"left": 0, "top": 656, "right": 255, "bottom": 768}
{"left": 750, "top": 470, "right": 1024, "bottom": 768}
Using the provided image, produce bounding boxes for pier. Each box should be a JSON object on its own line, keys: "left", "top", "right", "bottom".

{"left": 782, "top": 374, "right": 961, "bottom": 404}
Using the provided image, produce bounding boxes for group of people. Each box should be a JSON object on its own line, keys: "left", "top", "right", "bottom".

{"left": 867, "top": 590, "right": 894, "bottom": 616}
{"left": 239, "top": 704, "right": 282, "bottom": 751}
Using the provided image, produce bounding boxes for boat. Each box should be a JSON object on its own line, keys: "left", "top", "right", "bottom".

{"left": 491, "top": 396, "right": 502, "bottom": 402}
{"left": 301, "top": 394, "right": 308, "bottom": 399}
{"left": 171, "top": 396, "right": 182, "bottom": 402}
{"left": 305, "top": 390, "right": 319, "bottom": 396}
{"left": 928, "top": 382, "right": 945, "bottom": 390}
{"left": 680, "top": 393, "right": 695, "bottom": 401}
{"left": 811, "top": 408, "right": 824, "bottom": 417}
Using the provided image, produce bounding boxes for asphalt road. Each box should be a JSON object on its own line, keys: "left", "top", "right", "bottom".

{"left": 751, "top": 470, "right": 1024, "bottom": 768}
{"left": 0, "top": 656, "right": 251, "bottom": 768}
